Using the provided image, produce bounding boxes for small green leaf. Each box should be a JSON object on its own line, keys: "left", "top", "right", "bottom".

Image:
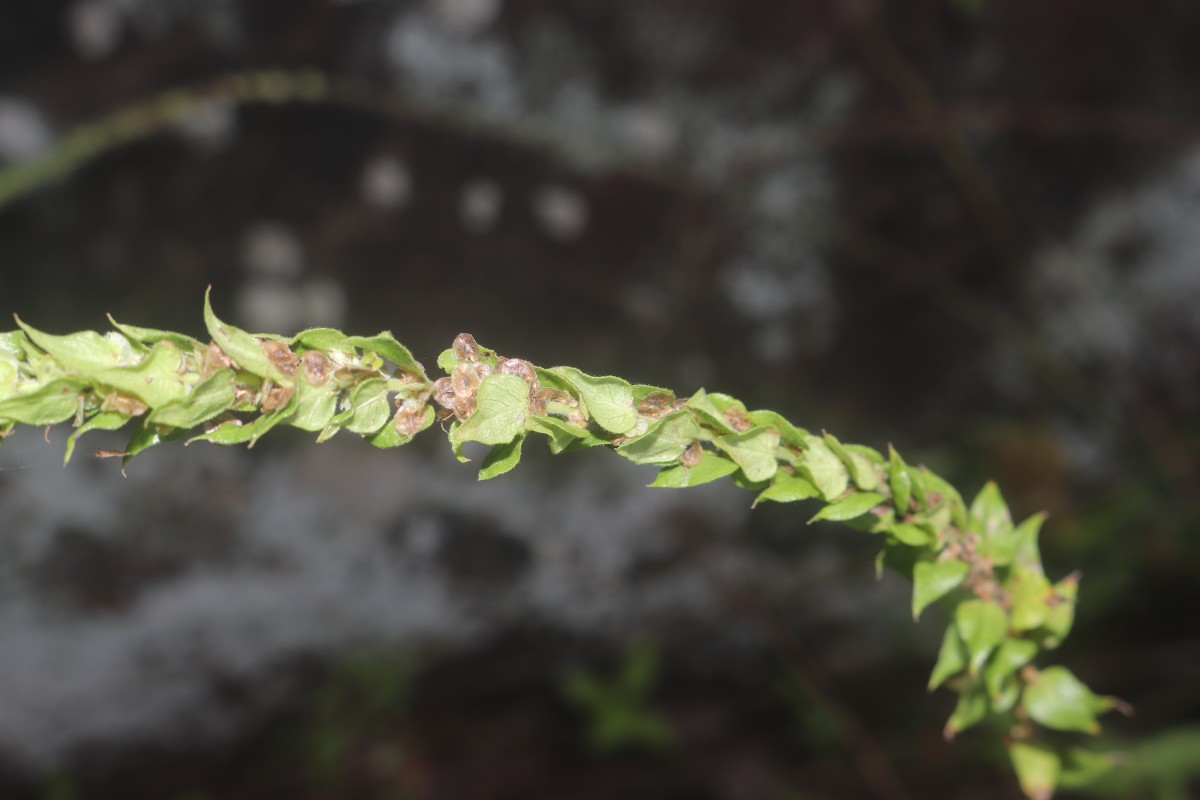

{"left": 289, "top": 373, "right": 341, "bottom": 432}
{"left": 1007, "top": 567, "right": 1053, "bottom": 631}
{"left": 1023, "top": 666, "right": 1105, "bottom": 734}
{"left": 685, "top": 389, "right": 737, "bottom": 434}
{"left": 617, "top": 410, "right": 701, "bottom": 465}
{"left": 928, "top": 624, "right": 969, "bottom": 691}
{"left": 552, "top": 367, "right": 637, "bottom": 435}
{"left": 329, "top": 378, "right": 390, "bottom": 435}
{"left": 1041, "top": 574, "right": 1079, "bottom": 648}
{"left": 753, "top": 473, "right": 818, "bottom": 506}
{"left": 107, "top": 315, "right": 204, "bottom": 352}
{"left": 745, "top": 409, "right": 808, "bottom": 448}
{"left": 797, "top": 435, "right": 848, "bottom": 501}
{"left": 890, "top": 522, "right": 934, "bottom": 547}
{"left": 1058, "top": 747, "right": 1119, "bottom": 790}
{"left": 64, "top": 411, "right": 129, "bottom": 464}
{"left": 1013, "top": 513, "right": 1046, "bottom": 570}
{"left": 527, "top": 414, "right": 607, "bottom": 453}
{"left": 453, "top": 373, "right": 529, "bottom": 446}
{"left": 203, "top": 287, "right": 291, "bottom": 384}
{"left": 918, "top": 468, "right": 969, "bottom": 531}
{"left": 912, "top": 560, "right": 970, "bottom": 620}
{"left": 1009, "top": 742, "right": 1061, "bottom": 800}
{"left": 824, "top": 432, "right": 878, "bottom": 491}
{"left": 0, "top": 379, "right": 85, "bottom": 425}
{"left": 944, "top": 678, "right": 989, "bottom": 740}
{"left": 888, "top": 445, "right": 913, "bottom": 514}
{"left": 191, "top": 405, "right": 295, "bottom": 448}
{"left": 147, "top": 369, "right": 237, "bottom": 429}
{"left": 651, "top": 452, "right": 739, "bottom": 488}
{"left": 479, "top": 434, "right": 524, "bottom": 479}
{"left": 436, "top": 348, "right": 458, "bottom": 373}
{"left": 810, "top": 491, "right": 885, "bottom": 523}
{"left": 971, "top": 481, "right": 1018, "bottom": 566}
{"left": 955, "top": 599, "right": 1009, "bottom": 675}
{"left": 346, "top": 332, "right": 427, "bottom": 380}
{"left": 985, "top": 638, "right": 1038, "bottom": 702}
{"left": 291, "top": 327, "right": 352, "bottom": 352}
{"left": 714, "top": 426, "right": 781, "bottom": 482}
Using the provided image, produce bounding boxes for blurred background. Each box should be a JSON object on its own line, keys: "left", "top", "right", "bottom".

{"left": 0, "top": 1, "right": 1198, "bottom": 798}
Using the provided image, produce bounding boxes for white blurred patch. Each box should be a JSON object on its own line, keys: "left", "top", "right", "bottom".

{"left": 0, "top": 99, "right": 52, "bottom": 162}
{"left": 174, "top": 100, "right": 235, "bottom": 150}
{"left": 428, "top": 0, "right": 501, "bottom": 35}
{"left": 302, "top": 277, "right": 348, "bottom": 328}
{"left": 460, "top": 179, "right": 502, "bottom": 233}
{"left": 532, "top": 184, "right": 588, "bottom": 241}
{"left": 235, "top": 283, "right": 308, "bottom": 334}
{"left": 611, "top": 105, "right": 679, "bottom": 160}
{"left": 68, "top": 0, "right": 122, "bottom": 60}
{"left": 240, "top": 223, "right": 303, "bottom": 278}
{"left": 360, "top": 155, "right": 412, "bottom": 210}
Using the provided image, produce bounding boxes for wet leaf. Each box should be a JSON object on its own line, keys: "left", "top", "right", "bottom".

{"left": 912, "top": 560, "right": 970, "bottom": 620}
{"left": 652, "top": 451, "right": 739, "bottom": 488}
{"left": 714, "top": 426, "right": 781, "bottom": 482}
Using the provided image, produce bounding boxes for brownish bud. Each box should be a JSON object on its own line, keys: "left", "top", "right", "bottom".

{"left": 261, "top": 384, "right": 295, "bottom": 412}
{"left": 452, "top": 333, "right": 481, "bottom": 362}
{"left": 679, "top": 441, "right": 703, "bottom": 467}
{"left": 262, "top": 340, "right": 299, "bottom": 377}
{"left": 301, "top": 350, "right": 332, "bottom": 386}
{"left": 496, "top": 357, "right": 537, "bottom": 384}
{"left": 431, "top": 377, "right": 456, "bottom": 410}
{"left": 636, "top": 390, "right": 675, "bottom": 418}
{"left": 451, "top": 363, "right": 482, "bottom": 397}
{"left": 393, "top": 400, "right": 429, "bottom": 437}
{"left": 723, "top": 407, "right": 753, "bottom": 432}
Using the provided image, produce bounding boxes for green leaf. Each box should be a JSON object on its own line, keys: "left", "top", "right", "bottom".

{"left": 1057, "top": 746, "right": 1119, "bottom": 790}
{"left": 1013, "top": 513, "right": 1046, "bottom": 570}
{"left": 1041, "top": 574, "right": 1078, "bottom": 648}
{"left": 1009, "top": 742, "right": 1061, "bottom": 800}
{"left": 1023, "top": 666, "right": 1105, "bottom": 734}
{"left": 64, "top": 411, "right": 129, "bottom": 464}
{"left": 890, "top": 522, "right": 933, "bottom": 547}
{"left": 0, "top": 379, "right": 85, "bottom": 425}
{"left": 810, "top": 491, "right": 885, "bottom": 523}
{"left": 1007, "top": 567, "right": 1053, "bottom": 631}
{"left": 714, "top": 426, "right": 781, "bottom": 482}
{"left": 291, "top": 327, "right": 352, "bottom": 352}
{"left": 797, "top": 435, "right": 848, "bottom": 501}
{"left": 944, "top": 678, "right": 989, "bottom": 740}
{"left": 928, "top": 624, "right": 969, "bottom": 691}
{"left": 824, "top": 432, "right": 878, "bottom": 491}
{"left": 479, "top": 435, "right": 524, "bottom": 480}
{"left": 746, "top": 409, "right": 808, "bottom": 449}
{"left": 955, "top": 599, "right": 1009, "bottom": 675}
{"left": 436, "top": 348, "right": 458, "bottom": 373}
{"left": 452, "top": 373, "right": 529, "bottom": 446}
{"left": 346, "top": 332, "right": 427, "bottom": 380}
{"left": 651, "top": 452, "right": 739, "bottom": 488}
{"left": 912, "top": 559, "right": 970, "bottom": 620}
{"left": 190, "top": 405, "right": 296, "bottom": 448}
{"left": 552, "top": 367, "right": 636, "bottom": 435}
{"left": 107, "top": 315, "right": 204, "bottom": 352}
{"left": 328, "top": 378, "right": 391, "bottom": 435}
{"left": 527, "top": 414, "right": 607, "bottom": 453}
{"left": 918, "top": 468, "right": 969, "bottom": 531}
{"left": 368, "top": 404, "right": 433, "bottom": 449}
{"left": 753, "top": 473, "right": 818, "bottom": 506}
{"left": 203, "top": 287, "right": 291, "bottom": 384}
{"left": 685, "top": 389, "right": 737, "bottom": 434}
{"left": 971, "top": 481, "right": 1018, "bottom": 566}
{"left": 985, "top": 638, "right": 1038, "bottom": 702}
{"left": 888, "top": 445, "right": 913, "bottom": 514}
{"left": 147, "top": 369, "right": 237, "bottom": 429}
{"left": 288, "top": 372, "right": 341, "bottom": 432}
{"left": 617, "top": 410, "right": 701, "bottom": 465}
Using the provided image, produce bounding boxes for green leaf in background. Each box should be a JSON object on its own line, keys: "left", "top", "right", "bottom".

{"left": 346, "top": 332, "right": 427, "bottom": 380}
{"left": 328, "top": 377, "right": 390, "bottom": 435}
{"left": 552, "top": 367, "right": 636, "bottom": 435}
{"left": 0, "top": 379, "right": 85, "bottom": 425}
{"left": 1041, "top": 574, "right": 1079, "bottom": 648}
{"left": 955, "top": 599, "right": 1008, "bottom": 675}
{"left": 147, "top": 369, "right": 237, "bottom": 429}
{"left": 928, "top": 624, "right": 968, "bottom": 691}
{"left": 1009, "top": 742, "right": 1061, "bottom": 800}
{"left": 714, "top": 426, "right": 781, "bottom": 482}
{"left": 971, "top": 481, "right": 1018, "bottom": 566}
{"left": 916, "top": 467, "right": 969, "bottom": 531}
{"left": 753, "top": 472, "right": 818, "bottom": 506}
{"left": 944, "top": 678, "right": 989, "bottom": 740}
{"left": 912, "top": 559, "right": 970, "bottom": 620}
{"left": 203, "top": 287, "right": 291, "bottom": 384}
{"left": 1013, "top": 512, "right": 1046, "bottom": 570}
{"left": 452, "top": 373, "right": 529, "bottom": 446}
{"left": 479, "top": 434, "right": 524, "bottom": 480}
{"left": 1023, "top": 666, "right": 1107, "bottom": 734}
{"left": 797, "top": 434, "right": 848, "bottom": 500}
{"left": 63, "top": 411, "right": 129, "bottom": 464}
{"left": 810, "top": 491, "right": 885, "bottom": 523}
{"left": 652, "top": 451, "right": 739, "bottom": 488}
{"left": 617, "top": 410, "right": 701, "bottom": 465}
{"left": 887, "top": 445, "right": 913, "bottom": 514}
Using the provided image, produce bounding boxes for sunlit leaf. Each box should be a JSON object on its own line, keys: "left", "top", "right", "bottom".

{"left": 479, "top": 434, "right": 524, "bottom": 480}
{"left": 810, "top": 491, "right": 885, "bottom": 523}
{"left": 714, "top": 426, "right": 781, "bottom": 482}
{"left": 652, "top": 451, "right": 739, "bottom": 488}
{"left": 552, "top": 367, "right": 636, "bottom": 435}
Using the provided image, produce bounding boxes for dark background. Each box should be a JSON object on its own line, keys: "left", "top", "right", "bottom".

{"left": 0, "top": 1, "right": 1198, "bottom": 798}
